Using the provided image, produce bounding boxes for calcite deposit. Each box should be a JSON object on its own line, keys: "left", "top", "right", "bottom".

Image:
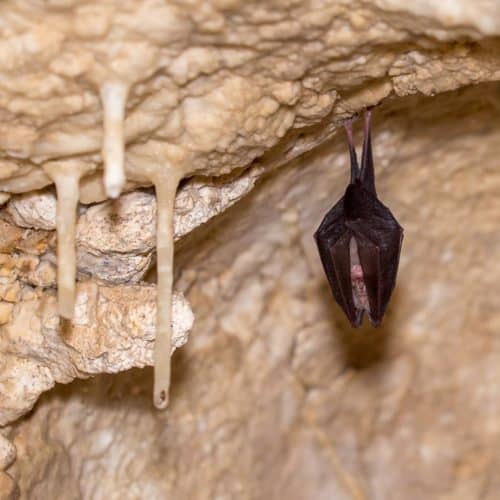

{"left": 0, "top": 0, "right": 500, "bottom": 498}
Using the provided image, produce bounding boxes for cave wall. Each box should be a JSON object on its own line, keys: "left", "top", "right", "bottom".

{"left": 0, "top": 1, "right": 500, "bottom": 498}
{"left": 5, "top": 84, "right": 500, "bottom": 499}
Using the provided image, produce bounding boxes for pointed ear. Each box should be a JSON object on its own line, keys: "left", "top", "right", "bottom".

{"left": 344, "top": 119, "right": 360, "bottom": 184}
{"left": 360, "top": 110, "right": 376, "bottom": 195}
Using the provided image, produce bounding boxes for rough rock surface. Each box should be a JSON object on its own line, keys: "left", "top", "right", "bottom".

{"left": 0, "top": 0, "right": 499, "bottom": 499}
{"left": 2, "top": 169, "right": 261, "bottom": 284}
{"left": 5, "top": 84, "right": 500, "bottom": 499}
{"left": 0, "top": 0, "right": 499, "bottom": 196}
{"left": 0, "top": 283, "right": 193, "bottom": 426}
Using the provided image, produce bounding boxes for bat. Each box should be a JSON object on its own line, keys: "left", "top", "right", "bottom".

{"left": 314, "top": 110, "right": 403, "bottom": 327}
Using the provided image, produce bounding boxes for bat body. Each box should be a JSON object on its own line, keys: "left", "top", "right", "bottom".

{"left": 314, "top": 111, "right": 403, "bottom": 327}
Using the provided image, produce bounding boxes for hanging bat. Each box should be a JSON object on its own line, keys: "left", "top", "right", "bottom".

{"left": 314, "top": 110, "right": 403, "bottom": 327}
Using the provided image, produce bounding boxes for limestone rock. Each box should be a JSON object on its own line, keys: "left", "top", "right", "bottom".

{"left": 0, "top": 283, "right": 193, "bottom": 426}
{"left": 0, "top": 1, "right": 499, "bottom": 499}
{"left": 8, "top": 84, "right": 499, "bottom": 499}
{"left": 1, "top": 169, "right": 261, "bottom": 284}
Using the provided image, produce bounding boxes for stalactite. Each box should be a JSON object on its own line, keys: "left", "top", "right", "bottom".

{"left": 42, "top": 162, "right": 87, "bottom": 319}
{"left": 125, "top": 147, "right": 189, "bottom": 408}
{"left": 100, "top": 81, "right": 129, "bottom": 199}
{"left": 151, "top": 170, "right": 183, "bottom": 409}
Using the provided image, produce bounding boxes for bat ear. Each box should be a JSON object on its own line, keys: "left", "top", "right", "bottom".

{"left": 343, "top": 119, "right": 360, "bottom": 184}
{"left": 360, "top": 110, "right": 376, "bottom": 195}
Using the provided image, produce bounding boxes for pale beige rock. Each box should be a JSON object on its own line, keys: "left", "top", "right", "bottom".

{"left": 6, "top": 191, "right": 56, "bottom": 231}
{"left": 6, "top": 84, "right": 500, "bottom": 500}
{"left": 0, "top": 434, "right": 16, "bottom": 470}
{"left": 0, "top": 282, "right": 20, "bottom": 303}
{"left": 375, "top": 0, "right": 500, "bottom": 36}
{"left": 0, "top": 472, "right": 17, "bottom": 500}
{"left": 1, "top": 168, "right": 261, "bottom": 285}
{"left": 0, "top": 0, "right": 498, "bottom": 499}
{"left": 0, "top": 285, "right": 193, "bottom": 426}
{"left": 0, "top": 303, "right": 13, "bottom": 326}
{"left": 0, "top": 221, "right": 22, "bottom": 254}
{"left": 0, "top": 0, "right": 498, "bottom": 196}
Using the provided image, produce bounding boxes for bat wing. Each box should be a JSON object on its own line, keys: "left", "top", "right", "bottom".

{"left": 348, "top": 207, "right": 403, "bottom": 325}
{"left": 315, "top": 199, "right": 362, "bottom": 326}
{"left": 314, "top": 195, "right": 345, "bottom": 238}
